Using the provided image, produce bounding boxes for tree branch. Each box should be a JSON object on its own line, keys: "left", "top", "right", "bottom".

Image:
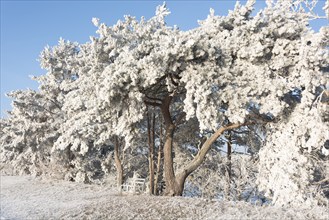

{"left": 177, "top": 122, "right": 253, "bottom": 180}
{"left": 169, "top": 73, "right": 179, "bottom": 86}
{"left": 145, "top": 95, "right": 163, "bottom": 103}
{"left": 144, "top": 100, "right": 162, "bottom": 107}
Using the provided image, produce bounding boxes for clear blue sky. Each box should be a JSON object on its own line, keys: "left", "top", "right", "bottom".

{"left": 1, "top": 0, "right": 327, "bottom": 117}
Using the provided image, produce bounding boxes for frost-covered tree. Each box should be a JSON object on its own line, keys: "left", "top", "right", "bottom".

{"left": 43, "top": 0, "right": 329, "bottom": 195}
{"left": 258, "top": 92, "right": 328, "bottom": 206}
{"left": 1, "top": 0, "right": 328, "bottom": 206}
{"left": 0, "top": 89, "right": 61, "bottom": 176}
{"left": 253, "top": 0, "right": 329, "bottom": 206}
{"left": 51, "top": 0, "right": 327, "bottom": 198}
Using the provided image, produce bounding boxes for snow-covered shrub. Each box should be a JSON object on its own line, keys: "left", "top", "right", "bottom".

{"left": 258, "top": 94, "right": 329, "bottom": 206}
{"left": 184, "top": 153, "right": 261, "bottom": 202}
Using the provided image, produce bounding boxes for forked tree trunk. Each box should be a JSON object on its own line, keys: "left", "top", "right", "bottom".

{"left": 159, "top": 95, "right": 247, "bottom": 196}
{"left": 114, "top": 136, "right": 123, "bottom": 189}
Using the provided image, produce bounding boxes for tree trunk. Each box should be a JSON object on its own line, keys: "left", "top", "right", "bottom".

{"left": 226, "top": 130, "right": 232, "bottom": 199}
{"left": 159, "top": 94, "right": 247, "bottom": 196}
{"left": 227, "top": 130, "right": 232, "bottom": 174}
{"left": 174, "top": 123, "right": 246, "bottom": 196}
{"left": 154, "top": 118, "right": 163, "bottom": 195}
{"left": 114, "top": 136, "right": 123, "bottom": 190}
{"left": 147, "top": 107, "right": 155, "bottom": 195}
{"left": 151, "top": 112, "right": 156, "bottom": 193}
{"left": 161, "top": 96, "right": 181, "bottom": 196}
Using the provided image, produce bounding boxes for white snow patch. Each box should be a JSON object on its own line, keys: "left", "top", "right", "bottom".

{"left": 0, "top": 175, "right": 328, "bottom": 220}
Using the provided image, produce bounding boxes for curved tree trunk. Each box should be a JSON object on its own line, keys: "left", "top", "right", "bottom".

{"left": 174, "top": 123, "right": 246, "bottom": 196}
{"left": 160, "top": 95, "right": 181, "bottom": 196}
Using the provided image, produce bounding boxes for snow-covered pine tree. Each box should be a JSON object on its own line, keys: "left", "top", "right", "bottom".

{"left": 55, "top": 0, "right": 327, "bottom": 199}
{"left": 1, "top": 0, "right": 327, "bottom": 207}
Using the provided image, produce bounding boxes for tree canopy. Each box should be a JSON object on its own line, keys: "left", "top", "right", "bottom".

{"left": 1, "top": 0, "right": 328, "bottom": 207}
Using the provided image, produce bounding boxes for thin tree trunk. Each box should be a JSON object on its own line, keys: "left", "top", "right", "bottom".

{"left": 226, "top": 130, "right": 232, "bottom": 199}
{"left": 227, "top": 131, "right": 232, "bottom": 173}
{"left": 154, "top": 120, "right": 163, "bottom": 195}
{"left": 114, "top": 136, "right": 123, "bottom": 190}
{"left": 147, "top": 107, "right": 155, "bottom": 195}
{"left": 151, "top": 111, "right": 156, "bottom": 194}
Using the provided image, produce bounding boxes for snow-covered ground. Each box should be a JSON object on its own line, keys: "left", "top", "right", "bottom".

{"left": 0, "top": 175, "right": 328, "bottom": 220}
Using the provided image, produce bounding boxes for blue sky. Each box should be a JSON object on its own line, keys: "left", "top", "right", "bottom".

{"left": 0, "top": 0, "right": 327, "bottom": 117}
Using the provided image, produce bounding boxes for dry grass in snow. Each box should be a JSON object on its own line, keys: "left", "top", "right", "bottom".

{"left": 0, "top": 176, "right": 328, "bottom": 220}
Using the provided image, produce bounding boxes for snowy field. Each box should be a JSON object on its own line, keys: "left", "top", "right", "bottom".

{"left": 0, "top": 175, "right": 328, "bottom": 220}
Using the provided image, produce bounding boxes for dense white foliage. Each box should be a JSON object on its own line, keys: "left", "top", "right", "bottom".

{"left": 258, "top": 92, "right": 328, "bottom": 206}
{"left": 1, "top": 0, "right": 328, "bottom": 207}
{"left": 0, "top": 90, "right": 61, "bottom": 176}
